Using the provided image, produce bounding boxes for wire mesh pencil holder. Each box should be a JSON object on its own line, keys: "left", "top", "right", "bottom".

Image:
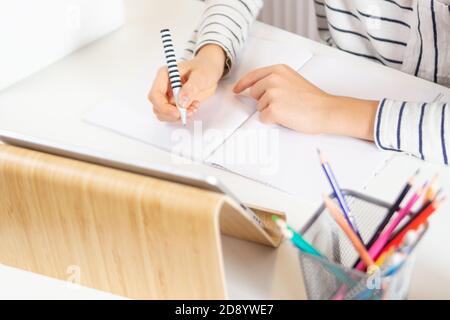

{"left": 299, "top": 190, "right": 427, "bottom": 300}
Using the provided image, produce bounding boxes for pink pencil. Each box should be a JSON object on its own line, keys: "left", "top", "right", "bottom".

{"left": 355, "top": 183, "right": 427, "bottom": 271}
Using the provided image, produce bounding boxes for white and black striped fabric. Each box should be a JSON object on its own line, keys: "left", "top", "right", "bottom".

{"left": 183, "top": 0, "right": 450, "bottom": 165}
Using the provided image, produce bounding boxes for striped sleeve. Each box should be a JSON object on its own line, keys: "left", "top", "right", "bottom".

{"left": 375, "top": 99, "right": 449, "bottom": 165}
{"left": 401, "top": 0, "right": 450, "bottom": 87}
{"left": 193, "top": 0, "right": 263, "bottom": 72}
{"left": 314, "top": 0, "right": 335, "bottom": 46}
{"left": 181, "top": 30, "right": 198, "bottom": 61}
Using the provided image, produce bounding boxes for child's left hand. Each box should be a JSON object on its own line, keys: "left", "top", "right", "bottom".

{"left": 233, "top": 64, "right": 378, "bottom": 141}
{"left": 233, "top": 64, "right": 332, "bottom": 134}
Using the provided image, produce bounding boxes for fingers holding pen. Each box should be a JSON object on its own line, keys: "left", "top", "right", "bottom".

{"left": 148, "top": 67, "right": 180, "bottom": 122}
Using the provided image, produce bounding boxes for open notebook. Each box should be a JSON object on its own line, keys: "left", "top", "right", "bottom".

{"left": 86, "top": 36, "right": 313, "bottom": 160}
{"left": 84, "top": 36, "right": 441, "bottom": 201}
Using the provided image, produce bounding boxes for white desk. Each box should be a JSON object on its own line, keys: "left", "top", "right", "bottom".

{"left": 1, "top": 0, "right": 449, "bottom": 299}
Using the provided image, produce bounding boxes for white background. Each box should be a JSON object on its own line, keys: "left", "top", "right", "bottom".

{"left": 0, "top": 0, "right": 318, "bottom": 92}
{"left": 0, "top": 0, "right": 124, "bottom": 91}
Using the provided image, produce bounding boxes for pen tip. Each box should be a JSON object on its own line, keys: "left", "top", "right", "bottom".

{"left": 408, "top": 168, "right": 420, "bottom": 184}
{"left": 179, "top": 108, "right": 187, "bottom": 126}
{"left": 322, "top": 193, "right": 333, "bottom": 204}
{"left": 430, "top": 173, "right": 439, "bottom": 184}
{"left": 317, "top": 148, "right": 326, "bottom": 163}
{"left": 435, "top": 195, "right": 446, "bottom": 207}
{"left": 418, "top": 181, "right": 429, "bottom": 194}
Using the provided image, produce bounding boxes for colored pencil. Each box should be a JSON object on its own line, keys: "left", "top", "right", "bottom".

{"left": 323, "top": 195, "right": 375, "bottom": 269}
{"left": 317, "top": 149, "right": 362, "bottom": 242}
{"left": 375, "top": 247, "right": 395, "bottom": 267}
{"left": 376, "top": 197, "right": 444, "bottom": 259}
{"left": 272, "top": 216, "right": 322, "bottom": 257}
{"left": 424, "top": 174, "right": 439, "bottom": 203}
{"left": 273, "top": 216, "right": 358, "bottom": 288}
{"left": 365, "top": 170, "right": 419, "bottom": 249}
{"left": 355, "top": 182, "right": 427, "bottom": 271}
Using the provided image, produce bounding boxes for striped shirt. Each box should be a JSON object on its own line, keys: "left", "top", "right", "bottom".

{"left": 184, "top": 0, "right": 450, "bottom": 165}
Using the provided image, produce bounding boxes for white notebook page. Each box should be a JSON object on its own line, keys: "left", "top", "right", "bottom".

{"left": 207, "top": 55, "right": 443, "bottom": 200}
{"left": 84, "top": 36, "right": 313, "bottom": 160}
{"left": 206, "top": 113, "right": 389, "bottom": 199}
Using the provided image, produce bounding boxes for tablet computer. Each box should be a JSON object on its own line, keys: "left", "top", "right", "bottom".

{"left": 0, "top": 129, "right": 264, "bottom": 228}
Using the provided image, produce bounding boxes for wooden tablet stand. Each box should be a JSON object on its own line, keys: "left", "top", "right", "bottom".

{"left": 0, "top": 145, "right": 284, "bottom": 299}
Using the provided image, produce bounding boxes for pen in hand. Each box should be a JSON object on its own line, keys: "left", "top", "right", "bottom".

{"left": 160, "top": 28, "right": 187, "bottom": 125}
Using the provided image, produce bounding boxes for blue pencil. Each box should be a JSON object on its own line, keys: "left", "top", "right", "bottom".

{"left": 317, "top": 149, "right": 363, "bottom": 242}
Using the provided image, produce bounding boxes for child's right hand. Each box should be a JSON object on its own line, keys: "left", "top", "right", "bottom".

{"left": 148, "top": 44, "right": 226, "bottom": 122}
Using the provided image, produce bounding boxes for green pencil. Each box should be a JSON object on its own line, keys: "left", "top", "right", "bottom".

{"left": 272, "top": 216, "right": 322, "bottom": 257}
{"left": 273, "top": 216, "right": 357, "bottom": 288}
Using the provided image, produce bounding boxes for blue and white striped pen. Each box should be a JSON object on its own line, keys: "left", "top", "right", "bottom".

{"left": 160, "top": 29, "right": 187, "bottom": 126}
{"left": 317, "top": 149, "right": 363, "bottom": 242}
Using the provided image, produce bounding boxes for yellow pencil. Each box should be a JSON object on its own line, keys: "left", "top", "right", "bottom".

{"left": 323, "top": 194, "right": 375, "bottom": 270}
{"left": 375, "top": 247, "right": 395, "bottom": 267}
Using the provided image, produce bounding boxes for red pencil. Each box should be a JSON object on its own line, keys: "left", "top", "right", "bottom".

{"left": 375, "top": 197, "right": 445, "bottom": 259}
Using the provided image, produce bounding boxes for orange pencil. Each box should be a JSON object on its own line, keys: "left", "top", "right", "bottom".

{"left": 323, "top": 195, "right": 375, "bottom": 270}
{"left": 424, "top": 174, "right": 439, "bottom": 203}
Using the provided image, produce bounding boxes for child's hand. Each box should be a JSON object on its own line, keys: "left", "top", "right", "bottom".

{"left": 233, "top": 64, "right": 378, "bottom": 140}
{"left": 233, "top": 64, "right": 332, "bottom": 134}
{"left": 148, "top": 44, "right": 226, "bottom": 122}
